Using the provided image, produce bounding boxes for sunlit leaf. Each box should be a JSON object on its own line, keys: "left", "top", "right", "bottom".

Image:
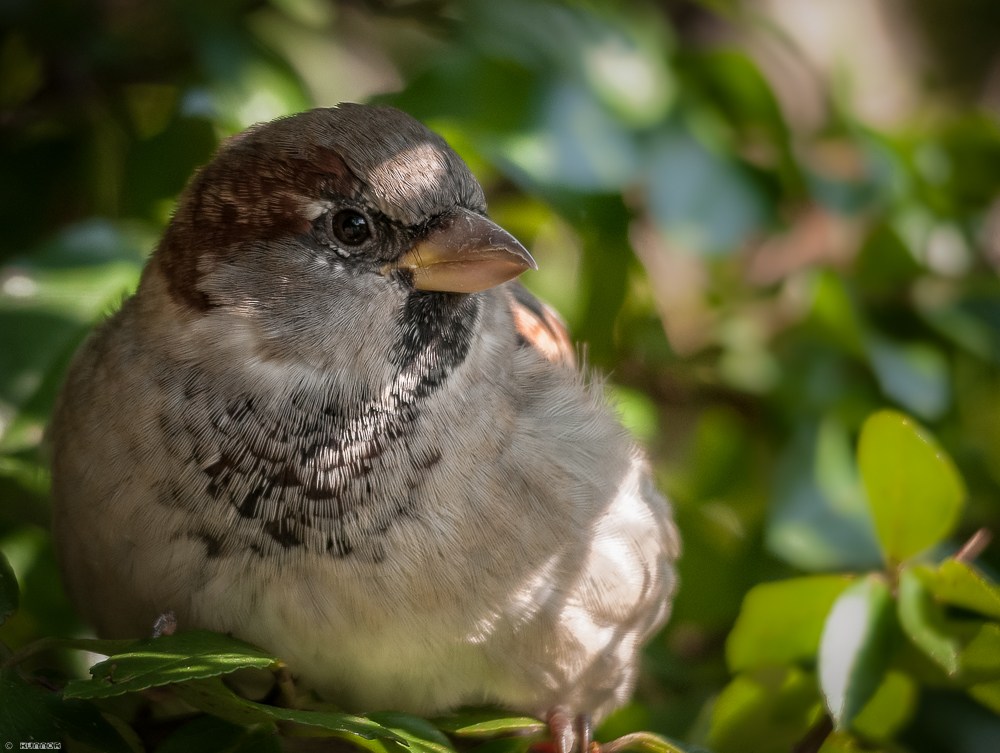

{"left": 726, "top": 574, "right": 854, "bottom": 672}
{"left": 63, "top": 630, "right": 278, "bottom": 699}
{"left": 897, "top": 567, "right": 961, "bottom": 675}
{"left": 818, "top": 575, "right": 895, "bottom": 729}
{"left": 596, "top": 732, "right": 688, "bottom": 753}
{"left": 927, "top": 560, "right": 1000, "bottom": 620}
{"left": 857, "top": 410, "right": 965, "bottom": 563}
{"left": 432, "top": 709, "right": 545, "bottom": 737}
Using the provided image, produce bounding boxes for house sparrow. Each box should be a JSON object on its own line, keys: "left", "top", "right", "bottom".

{"left": 49, "top": 104, "right": 680, "bottom": 746}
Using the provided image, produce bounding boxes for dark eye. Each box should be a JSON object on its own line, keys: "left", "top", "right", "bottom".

{"left": 330, "top": 210, "right": 371, "bottom": 246}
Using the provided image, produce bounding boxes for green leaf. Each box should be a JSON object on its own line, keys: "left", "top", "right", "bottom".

{"left": 465, "top": 738, "right": 537, "bottom": 753}
{"left": 857, "top": 409, "right": 965, "bottom": 563}
{"left": 367, "top": 711, "right": 455, "bottom": 753}
{"left": 0, "top": 666, "right": 59, "bottom": 744}
{"left": 52, "top": 699, "right": 138, "bottom": 753}
{"left": 897, "top": 567, "right": 961, "bottom": 675}
{"left": 928, "top": 560, "right": 1000, "bottom": 619}
{"left": 595, "top": 732, "right": 688, "bottom": 753}
{"left": 174, "top": 677, "right": 404, "bottom": 741}
{"left": 726, "top": 575, "right": 855, "bottom": 672}
{"left": 968, "top": 679, "right": 1000, "bottom": 715}
{"left": 706, "top": 665, "right": 824, "bottom": 753}
{"left": 63, "top": 630, "right": 278, "bottom": 699}
{"left": 431, "top": 709, "right": 546, "bottom": 737}
{"left": 961, "top": 622, "right": 1000, "bottom": 682}
{"left": 850, "top": 670, "right": 917, "bottom": 742}
{"left": 0, "top": 548, "right": 18, "bottom": 625}
{"left": 818, "top": 574, "right": 896, "bottom": 729}
{"left": 156, "top": 714, "right": 273, "bottom": 753}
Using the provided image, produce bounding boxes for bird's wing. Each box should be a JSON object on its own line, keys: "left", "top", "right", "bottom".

{"left": 506, "top": 282, "right": 576, "bottom": 367}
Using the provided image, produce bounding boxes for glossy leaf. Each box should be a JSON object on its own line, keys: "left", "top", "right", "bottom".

{"left": 0, "top": 549, "right": 17, "bottom": 625}
{"left": 897, "top": 567, "right": 961, "bottom": 675}
{"left": 63, "top": 630, "right": 278, "bottom": 699}
{"left": 818, "top": 575, "right": 895, "bottom": 729}
{"left": 432, "top": 709, "right": 546, "bottom": 737}
{"left": 928, "top": 559, "right": 1000, "bottom": 619}
{"left": 857, "top": 410, "right": 965, "bottom": 563}
{"left": 726, "top": 574, "right": 854, "bottom": 672}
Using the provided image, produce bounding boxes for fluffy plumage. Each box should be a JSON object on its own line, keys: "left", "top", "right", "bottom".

{"left": 50, "top": 104, "right": 680, "bottom": 722}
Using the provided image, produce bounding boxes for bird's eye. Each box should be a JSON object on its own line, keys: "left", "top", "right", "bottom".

{"left": 330, "top": 210, "right": 371, "bottom": 246}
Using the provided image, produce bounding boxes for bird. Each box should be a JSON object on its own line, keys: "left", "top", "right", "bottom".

{"left": 49, "top": 103, "right": 680, "bottom": 750}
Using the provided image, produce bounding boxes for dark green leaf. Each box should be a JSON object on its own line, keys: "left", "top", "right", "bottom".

{"left": 51, "top": 699, "right": 137, "bottom": 753}
{"left": 63, "top": 630, "right": 277, "bottom": 699}
{"left": 367, "top": 711, "right": 454, "bottom": 750}
{"left": 726, "top": 575, "right": 855, "bottom": 672}
{"left": 174, "top": 677, "right": 404, "bottom": 741}
{"left": 818, "top": 574, "right": 896, "bottom": 729}
{"left": 857, "top": 410, "right": 966, "bottom": 563}
{"left": 0, "top": 548, "right": 18, "bottom": 625}
{"left": 157, "top": 714, "right": 270, "bottom": 753}
{"left": 0, "top": 667, "right": 59, "bottom": 744}
{"left": 466, "top": 736, "right": 538, "bottom": 753}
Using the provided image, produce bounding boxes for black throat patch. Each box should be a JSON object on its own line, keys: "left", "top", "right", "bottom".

{"left": 158, "top": 291, "right": 479, "bottom": 562}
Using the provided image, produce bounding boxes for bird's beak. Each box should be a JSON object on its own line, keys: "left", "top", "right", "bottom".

{"left": 384, "top": 207, "right": 537, "bottom": 293}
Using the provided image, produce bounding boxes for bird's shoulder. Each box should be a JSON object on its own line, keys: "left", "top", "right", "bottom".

{"left": 503, "top": 282, "right": 575, "bottom": 368}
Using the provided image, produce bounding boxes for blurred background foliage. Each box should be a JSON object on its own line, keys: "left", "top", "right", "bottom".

{"left": 5, "top": 0, "right": 1000, "bottom": 750}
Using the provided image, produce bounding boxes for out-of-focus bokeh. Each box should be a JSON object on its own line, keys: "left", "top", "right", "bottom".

{"left": 5, "top": 0, "right": 1000, "bottom": 750}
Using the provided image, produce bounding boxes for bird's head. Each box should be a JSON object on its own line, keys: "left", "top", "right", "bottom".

{"left": 149, "top": 104, "right": 534, "bottom": 380}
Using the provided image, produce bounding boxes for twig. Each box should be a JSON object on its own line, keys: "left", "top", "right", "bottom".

{"left": 955, "top": 528, "right": 993, "bottom": 564}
